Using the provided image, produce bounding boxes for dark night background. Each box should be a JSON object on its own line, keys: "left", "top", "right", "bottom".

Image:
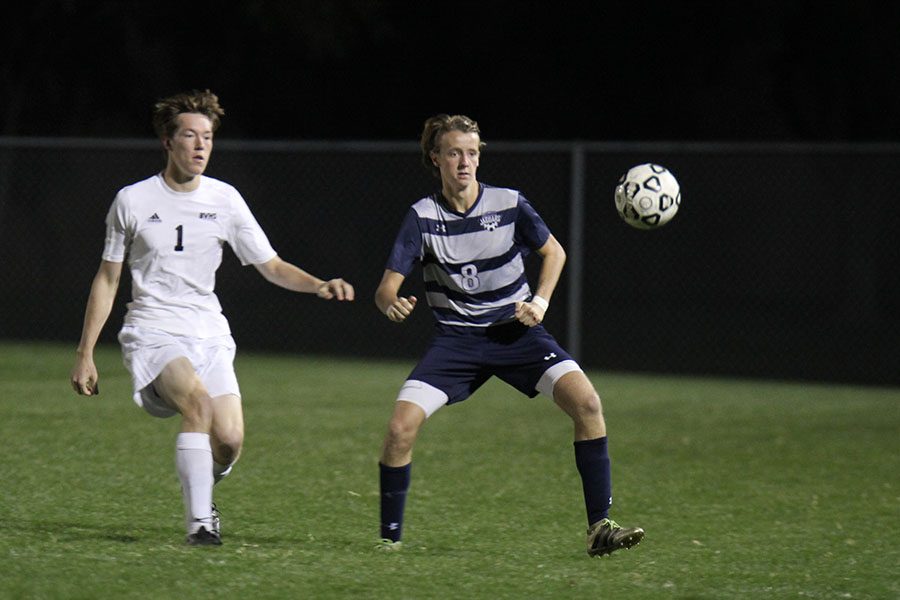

{"left": 3, "top": 1, "right": 900, "bottom": 385}
{"left": 3, "top": 1, "right": 899, "bottom": 142}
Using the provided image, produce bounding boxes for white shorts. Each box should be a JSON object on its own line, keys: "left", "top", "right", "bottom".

{"left": 118, "top": 325, "right": 240, "bottom": 418}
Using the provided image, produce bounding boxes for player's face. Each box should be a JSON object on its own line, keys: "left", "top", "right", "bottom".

{"left": 432, "top": 130, "right": 480, "bottom": 191}
{"left": 165, "top": 113, "right": 214, "bottom": 180}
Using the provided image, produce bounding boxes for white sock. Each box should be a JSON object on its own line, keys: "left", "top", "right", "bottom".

{"left": 213, "top": 461, "right": 233, "bottom": 484}
{"left": 176, "top": 432, "right": 214, "bottom": 534}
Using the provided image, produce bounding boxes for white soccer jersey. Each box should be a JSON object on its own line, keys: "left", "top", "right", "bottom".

{"left": 103, "top": 173, "right": 277, "bottom": 337}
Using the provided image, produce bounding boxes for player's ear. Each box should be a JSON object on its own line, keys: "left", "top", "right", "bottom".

{"left": 162, "top": 138, "right": 172, "bottom": 151}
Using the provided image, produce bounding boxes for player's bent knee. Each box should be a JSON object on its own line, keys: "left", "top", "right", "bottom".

{"left": 578, "top": 392, "right": 602, "bottom": 420}
{"left": 216, "top": 444, "right": 241, "bottom": 467}
{"left": 386, "top": 415, "right": 419, "bottom": 446}
{"left": 212, "top": 427, "right": 243, "bottom": 461}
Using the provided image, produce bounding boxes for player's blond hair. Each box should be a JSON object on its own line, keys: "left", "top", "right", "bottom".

{"left": 152, "top": 89, "right": 225, "bottom": 140}
{"left": 420, "top": 114, "right": 486, "bottom": 178}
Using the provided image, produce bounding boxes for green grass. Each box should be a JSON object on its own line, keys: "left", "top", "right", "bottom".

{"left": 1, "top": 341, "right": 898, "bottom": 599}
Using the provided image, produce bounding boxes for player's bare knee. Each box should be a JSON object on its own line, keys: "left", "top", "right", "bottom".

{"left": 556, "top": 385, "right": 602, "bottom": 421}
{"left": 215, "top": 443, "right": 241, "bottom": 467}
{"left": 580, "top": 391, "right": 602, "bottom": 419}
{"left": 212, "top": 428, "right": 243, "bottom": 463}
{"left": 386, "top": 418, "right": 414, "bottom": 445}
{"left": 386, "top": 416, "right": 419, "bottom": 451}
{"left": 218, "top": 425, "right": 244, "bottom": 450}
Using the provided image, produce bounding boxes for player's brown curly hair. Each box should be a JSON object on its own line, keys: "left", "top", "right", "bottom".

{"left": 152, "top": 89, "right": 225, "bottom": 140}
{"left": 420, "top": 114, "right": 486, "bottom": 178}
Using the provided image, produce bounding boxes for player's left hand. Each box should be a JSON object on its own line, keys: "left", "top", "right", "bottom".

{"left": 70, "top": 358, "right": 100, "bottom": 396}
{"left": 514, "top": 300, "right": 545, "bottom": 327}
{"left": 318, "top": 278, "right": 355, "bottom": 301}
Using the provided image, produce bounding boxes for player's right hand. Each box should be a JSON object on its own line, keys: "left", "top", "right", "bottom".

{"left": 317, "top": 278, "right": 355, "bottom": 301}
{"left": 70, "top": 358, "right": 100, "bottom": 396}
{"left": 385, "top": 295, "right": 417, "bottom": 323}
{"left": 514, "top": 300, "right": 545, "bottom": 327}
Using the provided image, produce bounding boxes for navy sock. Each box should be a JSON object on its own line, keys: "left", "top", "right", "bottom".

{"left": 574, "top": 436, "right": 612, "bottom": 526}
{"left": 379, "top": 462, "right": 411, "bottom": 542}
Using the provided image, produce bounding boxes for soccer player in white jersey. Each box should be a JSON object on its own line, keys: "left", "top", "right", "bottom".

{"left": 374, "top": 114, "right": 643, "bottom": 557}
{"left": 70, "top": 90, "right": 355, "bottom": 546}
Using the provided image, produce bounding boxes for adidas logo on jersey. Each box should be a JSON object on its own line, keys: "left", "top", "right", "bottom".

{"left": 147, "top": 213, "right": 162, "bottom": 223}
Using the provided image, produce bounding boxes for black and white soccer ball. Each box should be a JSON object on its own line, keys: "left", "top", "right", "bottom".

{"left": 614, "top": 163, "right": 681, "bottom": 229}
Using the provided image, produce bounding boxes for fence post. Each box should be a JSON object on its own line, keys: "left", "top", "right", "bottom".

{"left": 567, "top": 143, "right": 585, "bottom": 360}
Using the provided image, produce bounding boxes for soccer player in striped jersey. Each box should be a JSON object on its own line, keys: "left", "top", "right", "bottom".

{"left": 70, "top": 90, "right": 354, "bottom": 546}
{"left": 374, "top": 114, "right": 643, "bottom": 557}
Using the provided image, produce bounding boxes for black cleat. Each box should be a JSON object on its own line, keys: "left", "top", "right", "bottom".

{"left": 186, "top": 526, "right": 222, "bottom": 546}
{"left": 586, "top": 518, "right": 644, "bottom": 557}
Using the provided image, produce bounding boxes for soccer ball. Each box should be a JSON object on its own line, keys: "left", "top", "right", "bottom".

{"left": 614, "top": 163, "right": 681, "bottom": 229}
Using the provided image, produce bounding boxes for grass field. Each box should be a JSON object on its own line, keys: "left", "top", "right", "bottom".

{"left": 1, "top": 341, "right": 898, "bottom": 599}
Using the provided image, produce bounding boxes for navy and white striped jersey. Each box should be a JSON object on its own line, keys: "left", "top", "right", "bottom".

{"left": 385, "top": 184, "right": 551, "bottom": 327}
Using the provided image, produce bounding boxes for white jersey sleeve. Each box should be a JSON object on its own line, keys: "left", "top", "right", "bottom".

{"left": 102, "top": 191, "right": 134, "bottom": 263}
{"left": 227, "top": 194, "right": 278, "bottom": 266}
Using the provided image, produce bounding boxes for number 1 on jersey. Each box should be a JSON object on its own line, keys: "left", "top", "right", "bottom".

{"left": 174, "top": 225, "right": 184, "bottom": 251}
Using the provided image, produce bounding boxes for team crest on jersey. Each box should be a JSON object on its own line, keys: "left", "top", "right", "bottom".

{"left": 479, "top": 212, "right": 501, "bottom": 231}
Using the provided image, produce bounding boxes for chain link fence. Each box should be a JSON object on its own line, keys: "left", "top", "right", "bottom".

{"left": 1, "top": 138, "right": 897, "bottom": 385}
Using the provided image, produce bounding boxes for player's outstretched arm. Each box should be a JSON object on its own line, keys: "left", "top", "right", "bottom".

{"left": 375, "top": 269, "right": 416, "bottom": 323}
{"left": 71, "top": 260, "right": 123, "bottom": 396}
{"left": 254, "top": 256, "right": 354, "bottom": 301}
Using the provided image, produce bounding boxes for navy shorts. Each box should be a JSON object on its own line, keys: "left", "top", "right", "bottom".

{"left": 407, "top": 321, "right": 576, "bottom": 405}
